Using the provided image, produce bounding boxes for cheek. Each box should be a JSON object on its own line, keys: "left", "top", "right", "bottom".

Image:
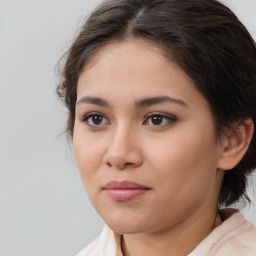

{"left": 145, "top": 129, "right": 218, "bottom": 193}
{"left": 73, "top": 128, "right": 106, "bottom": 185}
{"left": 145, "top": 137, "right": 219, "bottom": 221}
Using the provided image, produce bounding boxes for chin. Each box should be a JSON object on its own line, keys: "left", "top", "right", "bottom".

{"left": 108, "top": 223, "right": 144, "bottom": 235}
{"left": 103, "top": 216, "right": 149, "bottom": 235}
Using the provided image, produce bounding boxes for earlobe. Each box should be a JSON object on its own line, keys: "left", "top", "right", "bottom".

{"left": 217, "top": 118, "right": 254, "bottom": 171}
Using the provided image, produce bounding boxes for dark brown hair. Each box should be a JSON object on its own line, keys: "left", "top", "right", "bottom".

{"left": 57, "top": 0, "right": 256, "bottom": 206}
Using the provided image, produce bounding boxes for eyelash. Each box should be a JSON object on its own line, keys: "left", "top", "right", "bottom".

{"left": 143, "top": 112, "right": 177, "bottom": 127}
{"left": 80, "top": 112, "right": 177, "bottom": 129}
{"left": 80, "top": 112, "right": 110, "bottom": 128}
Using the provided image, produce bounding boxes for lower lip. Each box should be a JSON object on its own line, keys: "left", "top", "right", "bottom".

{"left": 104, "top": 188, "right": 148, "bottom": 201}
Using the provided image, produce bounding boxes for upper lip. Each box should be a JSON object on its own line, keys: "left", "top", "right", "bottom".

{"left": 104, "top": 180, "right": 150, "bottom": 189}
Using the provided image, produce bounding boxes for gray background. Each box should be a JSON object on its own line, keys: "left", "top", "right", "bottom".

{"left": 0, "top": 0, "right": 255, "bottom": 255}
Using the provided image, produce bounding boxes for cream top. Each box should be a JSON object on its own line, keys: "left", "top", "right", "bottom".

{"left": 76, "top": 209, "right": 256, "bottom": 256}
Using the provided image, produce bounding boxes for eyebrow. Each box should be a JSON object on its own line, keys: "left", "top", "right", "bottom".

{"left": 76, "top": 95, "right": 187, "bottom": 108}
{"left": 135, "top": 96, "right": 188, "bottom": 108}
{"left": 76, "top": 96, "right": 110, "bottom": 107}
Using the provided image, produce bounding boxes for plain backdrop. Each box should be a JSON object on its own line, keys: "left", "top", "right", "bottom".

{"left": 0, "top": 0, "right": 255, "bottom": 255}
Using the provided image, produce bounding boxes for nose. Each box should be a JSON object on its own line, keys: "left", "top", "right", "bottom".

{"left": 102, "top": 126, "right": 143, "bottom": 170}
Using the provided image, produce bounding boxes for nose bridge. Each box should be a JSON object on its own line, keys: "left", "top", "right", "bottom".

{"left": 110, "top": 122, "right": 136, "bottom": 155}
{"left": 103, "top": 121, "right": 142, "bottom": 169}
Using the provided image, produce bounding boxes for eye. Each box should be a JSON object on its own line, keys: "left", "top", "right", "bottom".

{"left": 80, "top": 112, "right": 110, "bottom": 128}
{"left": 143, "top": 113, "right": 176, "bottom": 127}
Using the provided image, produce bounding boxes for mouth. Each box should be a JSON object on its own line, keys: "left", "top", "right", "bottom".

{"left": 103, "top": 180, "right": 151, "bottom": 202}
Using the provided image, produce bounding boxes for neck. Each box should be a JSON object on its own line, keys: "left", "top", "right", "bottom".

{"left": 122, "top": 208, "right": 222, "bottom": 256}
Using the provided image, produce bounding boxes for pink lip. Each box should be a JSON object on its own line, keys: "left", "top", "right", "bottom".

{"left": 104, "top": 180, "right": 150, "bottom": 202}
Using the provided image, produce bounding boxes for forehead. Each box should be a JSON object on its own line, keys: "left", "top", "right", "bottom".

{"left": 80, "top": 39, "right": 173, "bottom": 83}
{"left": 77, "top": 39, "right": 208, "bottom": 110}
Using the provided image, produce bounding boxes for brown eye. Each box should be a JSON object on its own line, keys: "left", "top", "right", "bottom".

{"left": 91, "top": 115, "right": 104, "bottom": 125}
{"left": 151, "top": 116, "right": 163, "bottom": 125}
{"left": 143, "top": 113, "right": 176, "bottom": 127}
{"left": 81, "top": 112, "right": 109, "bottom": 127}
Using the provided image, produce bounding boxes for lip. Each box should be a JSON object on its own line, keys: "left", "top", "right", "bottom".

{"left": 104, "top": 180, "right": 150, "bottom": 202}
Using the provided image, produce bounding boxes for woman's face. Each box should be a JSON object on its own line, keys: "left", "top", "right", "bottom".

{"left": 73, "top": 40, "right": 224, "bottom": 235}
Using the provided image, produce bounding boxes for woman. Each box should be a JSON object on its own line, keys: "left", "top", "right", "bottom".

{"left": 57, "top": 0, "right": 256, "bottom": 255}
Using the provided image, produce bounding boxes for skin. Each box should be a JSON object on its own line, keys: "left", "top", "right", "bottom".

{"left": 73, "top": 39, "right": 237, "bottom": 255}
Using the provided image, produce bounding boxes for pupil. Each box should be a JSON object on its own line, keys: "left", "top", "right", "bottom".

{"left": 152, "top": 116, "right": 162, "bottom": 125}
{"left": 93, "top": 115, "right": 103, "bottom": 125}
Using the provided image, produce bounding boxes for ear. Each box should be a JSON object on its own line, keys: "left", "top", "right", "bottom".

{"left": 217, "top": 118, "right": 254, "bottom": 170}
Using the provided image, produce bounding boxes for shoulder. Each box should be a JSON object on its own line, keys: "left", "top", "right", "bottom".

{"left": 76, "top": 237, "right": 100, "bottom": 256}
{"left": 75, "top": 225, "right": 123, "bottom": 256}
{"left": 213, "top": 209, "right": 256, "bottom": 255}
{"left": 189, "top": 209, "right": 256, "bottom": 256}
{"left": 76, "top": 235, "right": 104, "bottom": 256}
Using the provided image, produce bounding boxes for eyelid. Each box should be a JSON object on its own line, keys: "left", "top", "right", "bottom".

{"left": 144, "top": 112, "right": 176, "bottom": 120}
{"left": 80, "top": 112, "right": 110, "bottom": 127}
{"left": 80, "top": 111, "right": 101, "bottom": 121}
{"left": 143, "top": 112, "right": 177, "bottom": 126}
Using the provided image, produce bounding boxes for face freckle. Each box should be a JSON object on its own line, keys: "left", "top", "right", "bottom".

{"left": 73, "top": 39, "right": 224, "bottom": 235}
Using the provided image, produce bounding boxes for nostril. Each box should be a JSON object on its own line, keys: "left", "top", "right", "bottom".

{"left": 104, "top": 162, "right": 133, "bottom": 168}
{"left": 124, "top": 162, "right": 134, "bottom": 167}
{"left": 103, "top": 148, "right": 143, "bottom": 169}
{"left": 105, "top": 162, "right": 112, "bottom": 167}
